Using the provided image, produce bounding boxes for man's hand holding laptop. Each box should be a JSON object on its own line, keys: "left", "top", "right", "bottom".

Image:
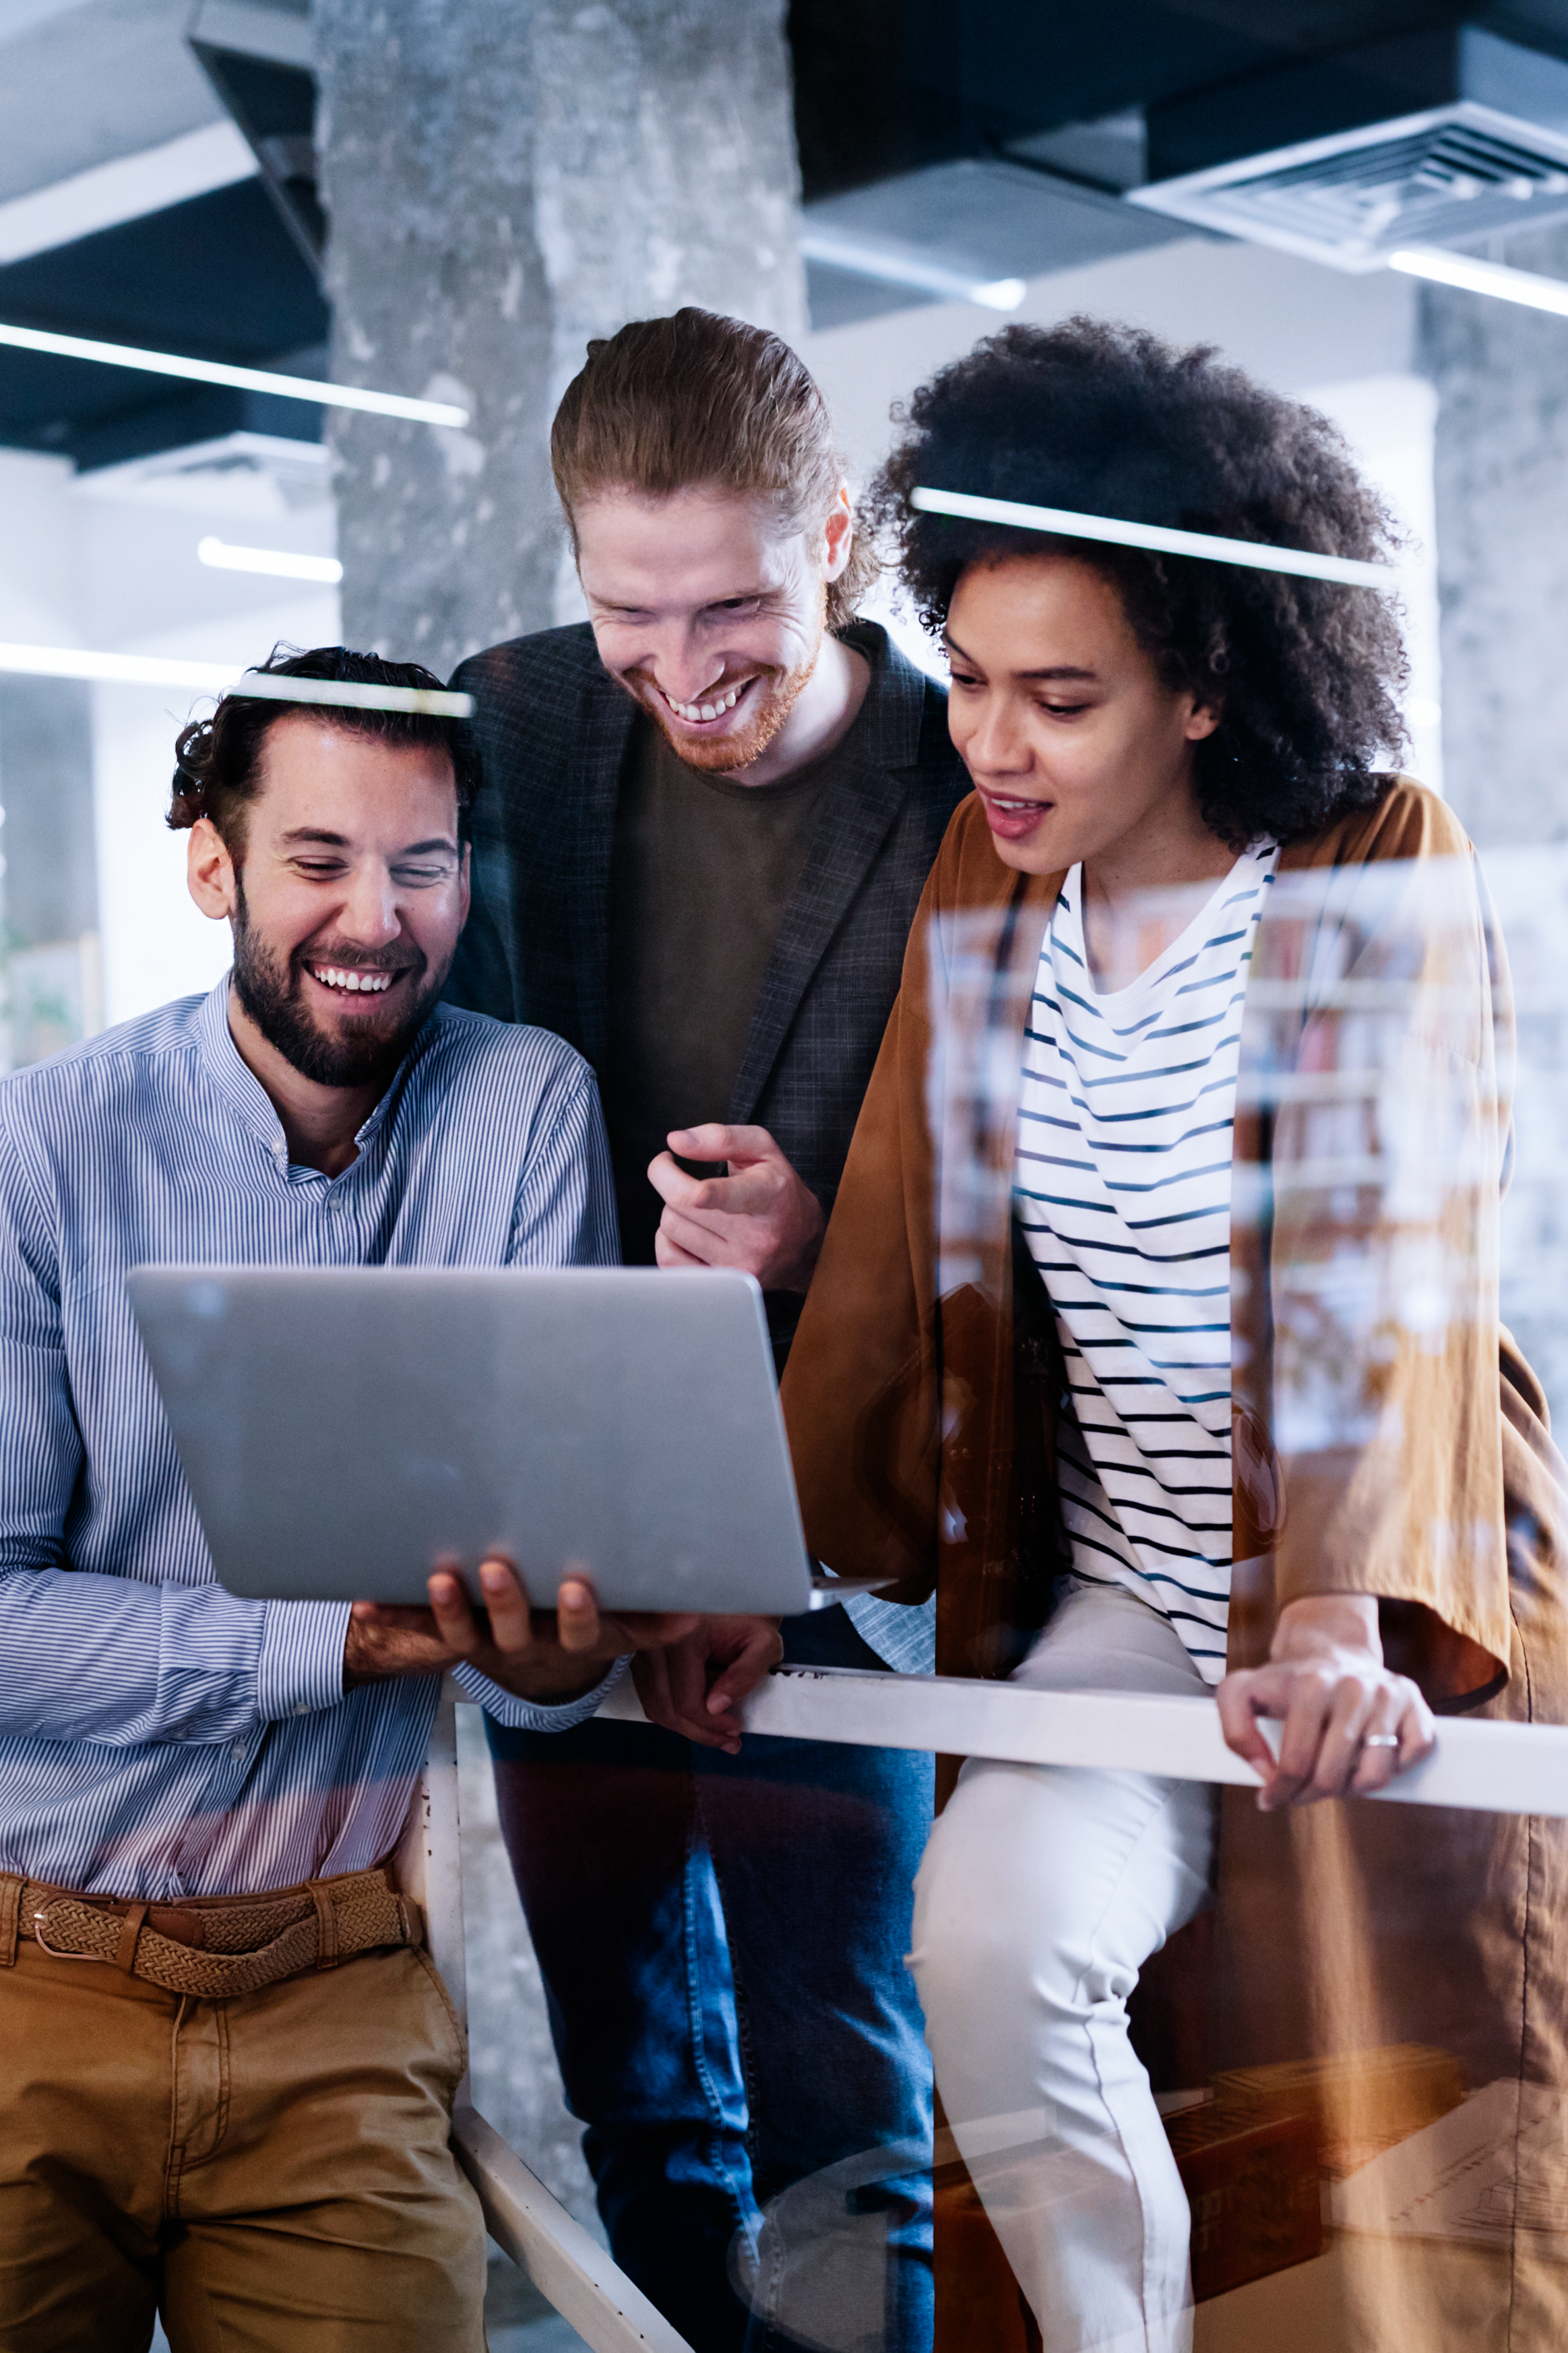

{"left": 346, "top": 1557, "right": 699, "bottom": 1702}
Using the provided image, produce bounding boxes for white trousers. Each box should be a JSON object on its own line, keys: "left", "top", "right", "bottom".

{"left": 909, "top": 1583, "right": 1217, "bottom": 2353}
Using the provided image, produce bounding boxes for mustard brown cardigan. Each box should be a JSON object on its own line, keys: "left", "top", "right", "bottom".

{"left": 782, "top": 784, "right": 1568, "bottom": 2344}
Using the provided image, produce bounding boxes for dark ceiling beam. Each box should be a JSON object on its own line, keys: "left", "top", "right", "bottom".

{"left": 783, "top": 0, "right": 1510, "bottom": 204}
{"left": 0, "top": 176, "right": 327, "bottom": 466}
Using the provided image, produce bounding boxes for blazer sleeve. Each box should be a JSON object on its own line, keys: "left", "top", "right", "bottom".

{"left": 444, "top": 654, "right": 524, "bottom": 1022}
{"left": 780, "top": 888, "right": 945, "bottom": 1606}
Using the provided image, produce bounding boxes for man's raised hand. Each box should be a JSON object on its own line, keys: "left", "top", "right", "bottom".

{"left": 634, "top": 1614, "right": 785, "bottom": 1754}
{"left": 648, "top": 1124, "right": 825, "bottom": 1292}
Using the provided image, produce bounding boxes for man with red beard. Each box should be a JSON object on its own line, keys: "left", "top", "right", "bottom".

{"left": 445, "top": 309, "right": 967, "bottom": 2353}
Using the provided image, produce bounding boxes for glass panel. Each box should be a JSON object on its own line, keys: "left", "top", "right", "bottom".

{"left": 7, "top": 16, "right": 1568, "bottom": 2352}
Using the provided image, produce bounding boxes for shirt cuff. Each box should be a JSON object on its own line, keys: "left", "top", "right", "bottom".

{"left": 844, "top": 1590, "right": 938, "bottom": 1678}
{"left": 451, "top": 1653, "right": 630, "bottom": 1730}
{"left": 256, "top": 1598, "right": 355, "bottom": 1722}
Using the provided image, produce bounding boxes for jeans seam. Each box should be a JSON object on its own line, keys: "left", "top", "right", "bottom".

{"left": 680, "top": 1764, "right": 756, "bottom": 2251}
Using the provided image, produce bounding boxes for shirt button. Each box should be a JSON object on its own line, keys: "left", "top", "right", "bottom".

{"left": 293, "top": 1702, "right": 311, "bottom": 1717}
{"left": 230, "top": 1739, "right": 248, "bottom": 1761}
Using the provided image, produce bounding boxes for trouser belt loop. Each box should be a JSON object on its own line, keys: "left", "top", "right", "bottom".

{"left": 0, "top": 1874, "right": 22, "bottom": 1967}
{"left": 309, "top": 1880, "right": 340, "bottom": 1971}
{"left": 115, "top": 1901, "right": 149, "bottom": 1975}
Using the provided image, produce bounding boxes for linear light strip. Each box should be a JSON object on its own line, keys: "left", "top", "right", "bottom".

{"left": 910, "top": 487, "right": 1397, "bottom": 588}
{"left": 1389, "top": 245, "right": 1568, "bottom": 319}
{"left": 234, "top": 674, "right": 473, "bottom": 717}
{"left": 0, "top": 642, "right": 472, "bottom": 716}
{"left": 0, "top": 319, "right": 470, "bottom": 429}
{"left": 798, "top": 226, "right": 1026, "bottom": 311}
{"left": 198, "top": 536, "right": 344, "bottom": 584}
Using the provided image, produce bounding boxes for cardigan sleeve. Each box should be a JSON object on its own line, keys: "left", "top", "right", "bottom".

{"left": 780, "top": 886, "right": 943, "bottom": 1606}
{"left": 1251, "top": 786, "right": 1515, "bottom": 1692}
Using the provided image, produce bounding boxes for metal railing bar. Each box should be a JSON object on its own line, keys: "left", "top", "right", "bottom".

{"left": 453, "top": 2102, "right": 696, "bottom": 2353}
{"left": 597, "top": 1666, "right": 1568, "bottom": 1817}
{"left": 398, "top": 1692, "right": 467, "bottom": 2013}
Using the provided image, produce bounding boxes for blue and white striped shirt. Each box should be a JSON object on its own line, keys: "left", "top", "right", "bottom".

{"left": 0, "top": 979, "right": 621, "bottom": 1897}
{"left": 1015, "top": 850, "right": 1278, "bottom": 1682}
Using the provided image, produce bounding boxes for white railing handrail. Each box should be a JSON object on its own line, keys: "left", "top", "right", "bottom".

{"left": 408, "top": 1692, "right": 699, "bottom": 2353}
{"left": 434, "top": 1659, "right": 1568, "bottom": 2353}
{"left": 453, "top": 2102, "right": 695, "bottom": 2352}
{"left": 601, "top": 1663, "right": 1568, "bottom": 1818}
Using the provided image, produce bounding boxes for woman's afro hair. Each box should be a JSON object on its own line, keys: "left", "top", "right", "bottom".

{"left": 871, "top": 317, "right": 1411, "bottom": 849}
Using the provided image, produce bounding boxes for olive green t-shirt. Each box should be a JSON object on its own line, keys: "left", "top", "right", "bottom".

{"left": 602, "top": 715, "right": 838, "bottom": 1264}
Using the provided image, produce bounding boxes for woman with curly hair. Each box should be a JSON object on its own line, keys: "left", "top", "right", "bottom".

{"left": 778, "top": 322, "right": 1568, "bottom": 2349}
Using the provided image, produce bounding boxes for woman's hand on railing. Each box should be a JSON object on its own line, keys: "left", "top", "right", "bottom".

{"left": 1216, "top": 1594, "right": 1435, "bottom": 1812}
{"left": 633, "top": 1614, "right": 786, "bottom": 1754}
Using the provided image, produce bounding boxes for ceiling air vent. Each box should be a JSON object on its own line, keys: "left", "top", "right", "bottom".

{"left": 1130, "top": 28, "right": 1568, "bottom": 272}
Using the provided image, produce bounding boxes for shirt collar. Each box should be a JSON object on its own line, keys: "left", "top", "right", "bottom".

{"left": 194, "top": 975, "right": 444, "bottom": 1169}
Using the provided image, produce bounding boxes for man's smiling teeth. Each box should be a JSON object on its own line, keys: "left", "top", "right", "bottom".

{"left": 312, "top": 965, "right": 394, "bottom": 994}
{"left": 666, "top": 683, "right": 744, "bottom": 723}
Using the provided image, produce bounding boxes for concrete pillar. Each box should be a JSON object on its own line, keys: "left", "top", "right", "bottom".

{"left": 313, "top": 0, "right": 556, "bottom": 675}
{"left": 315, "top": 0, "right": 808, "bottom": 675}
{"left": 1420, "top": 218, "right": 1568, "bottom": 848}
{"left": 1420, "top": 220, "right": 1568, "bottom": 1432}
{"left": 312, "top": 0, "right": 809, "bottom": 2230}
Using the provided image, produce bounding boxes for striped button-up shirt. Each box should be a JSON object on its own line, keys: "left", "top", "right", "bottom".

{"left": 0, "top": 979, "right": 620, "bottom": 1898}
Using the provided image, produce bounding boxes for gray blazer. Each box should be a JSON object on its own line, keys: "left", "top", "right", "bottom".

{"left": 445, "top": 619, "right": 969, "bottom": 1314}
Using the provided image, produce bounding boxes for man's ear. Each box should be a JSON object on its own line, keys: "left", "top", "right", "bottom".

{"left": 187, "top": 816, "right": 239, "bottom": 921}
{"left": 821, "top": 482, "right": 855, "bottom": 584}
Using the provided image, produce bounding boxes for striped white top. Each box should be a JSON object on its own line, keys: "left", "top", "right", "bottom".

{"left": 0, "top": 980, "right": 622, "bottom": 1898}
{"left": 1014, "top": 848, "right": 1278, "bottom": 1683}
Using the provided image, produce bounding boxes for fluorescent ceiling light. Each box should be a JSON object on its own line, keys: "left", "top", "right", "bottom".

{"left": 0, "top": 321, "right": 470, "bottom": 428}
{"left": 909, "top": 487, "right": 1397, "bottom": 588}
{"left": 0, "top": 641, "right": 472, "bottom": 716}
{"left": 799, "top": 225, "right": 1025, "bottom": 311}
{"left": 0, "top": 122, "right": 257, "bottom": 267}
{"left": 1389, "top": 244, "right": 1568, "bottom": 317}
{"left": 198, "top": 534, "right": 342, "bottom": 584}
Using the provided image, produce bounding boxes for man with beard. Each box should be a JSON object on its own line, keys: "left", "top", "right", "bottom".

{"left": 0, "top": 645, "right": 700, "bottom": 2352}
{"left": 444, "top": 309, "right": 968, "bottom": 2353}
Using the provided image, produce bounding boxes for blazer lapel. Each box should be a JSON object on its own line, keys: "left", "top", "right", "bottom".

{"left": 728, "top": 752, "right": 911, "bottom": 1124}
{"left": 729, "top": 624, "right": 936, "bottom": 1125}
{"left": 568, "top": 681, "right": 638, "bottom": 1071}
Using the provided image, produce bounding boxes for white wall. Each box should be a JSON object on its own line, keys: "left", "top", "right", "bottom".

{"left": 801, "top": 235, "right": 1420, "bottom": 483}
{"left": 0, "top": 438, "right": 340, "bottom": 1031}
{"left": 0, "top": 446, "right": 82, "bottom": 646}
{"left": 92, "top": 590, "right": 340, "bottom": 1027}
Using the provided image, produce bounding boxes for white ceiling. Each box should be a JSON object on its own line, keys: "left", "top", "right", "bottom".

{"left": 0, "top": 0, "right": 288, "bottom": 207}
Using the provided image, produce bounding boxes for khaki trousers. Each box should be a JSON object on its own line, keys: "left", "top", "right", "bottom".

{"left": 0, "top": 1934, "right": 488, "bottom": 2352}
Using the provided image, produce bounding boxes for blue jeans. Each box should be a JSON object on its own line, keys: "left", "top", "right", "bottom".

{"left": 487, "top": 1606, "right": 934, "bottom": 2353}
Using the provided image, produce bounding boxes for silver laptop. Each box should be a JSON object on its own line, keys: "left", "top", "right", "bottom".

{"left": 127, "top": 1264, "right": 858, "bottom": 1616}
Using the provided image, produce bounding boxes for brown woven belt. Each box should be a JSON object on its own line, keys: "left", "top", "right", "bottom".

{"left": 0, "top": 1863, "right": 422, "bottom": 1999}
